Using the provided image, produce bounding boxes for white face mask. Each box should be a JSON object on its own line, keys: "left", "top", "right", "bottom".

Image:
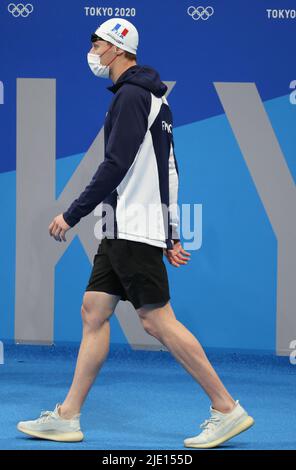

{"left": 87, "top": 44, "right": 115, "bottom": 79}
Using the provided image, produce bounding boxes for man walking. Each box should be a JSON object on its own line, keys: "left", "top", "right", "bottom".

{"left": 17, "top": 18, "right": 254, "bottom": 448}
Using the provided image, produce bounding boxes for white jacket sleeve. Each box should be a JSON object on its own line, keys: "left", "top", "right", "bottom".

{"left": 168, "top": 140, "right": 180, "bottom": 240}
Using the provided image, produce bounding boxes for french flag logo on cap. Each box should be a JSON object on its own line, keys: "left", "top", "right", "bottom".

{"left": 111, "top": 23, "right": 129, "bottom": 39}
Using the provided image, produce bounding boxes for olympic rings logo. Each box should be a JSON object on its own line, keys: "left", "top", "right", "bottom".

{"left": 7, "top": 3, "right": 34, "bottom": 17}
{"left": 187, "top": 6, "right": 214, "bottom": 21}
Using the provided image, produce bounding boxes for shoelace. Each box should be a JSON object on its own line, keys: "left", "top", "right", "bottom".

{"left": 36, "top": 410, "right": 56, "bottom": 423}
{"left": 199, "top": 414, "right": 221, "bottom": 433}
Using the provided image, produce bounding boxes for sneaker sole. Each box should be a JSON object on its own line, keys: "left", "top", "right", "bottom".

{"left": 17, "top": 424, "right": 84, "bottom": 442}
{"left": 184, "top": 415, "right": 255, "bottom": 449}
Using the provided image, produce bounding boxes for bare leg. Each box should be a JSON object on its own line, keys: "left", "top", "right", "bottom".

{"left": 137, "top": 301, "right": 236, "bottom": 413}
{"left": 59, "top": 291, "right": 121, "bottom": 419}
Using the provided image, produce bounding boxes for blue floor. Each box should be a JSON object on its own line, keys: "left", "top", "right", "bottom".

{"left": 0, "top": 343, "right": 295, "bottom": 450}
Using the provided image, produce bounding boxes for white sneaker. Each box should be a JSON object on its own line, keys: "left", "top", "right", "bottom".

{"left": 17, "top": 404, "right": 84, "bottom": 442}
{"left": 184, "top": 400, "right": 254, "bottom": 449}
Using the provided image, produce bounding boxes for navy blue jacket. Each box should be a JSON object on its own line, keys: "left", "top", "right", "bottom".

{"left": 63, "top": 64, "right": 179, "bottom": 249}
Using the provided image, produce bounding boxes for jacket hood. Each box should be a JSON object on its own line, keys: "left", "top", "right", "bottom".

{"left": 107, "top": 64, "right": 168, "bottom": 98}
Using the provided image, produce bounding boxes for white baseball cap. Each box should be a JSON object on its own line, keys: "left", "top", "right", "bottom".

{"left": 92, "top": 18, "right": 139, "bottom": 54}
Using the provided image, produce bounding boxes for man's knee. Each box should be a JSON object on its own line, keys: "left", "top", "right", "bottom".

{"left": 139, "top": 316, "right": 158, "bottom": 337}
{"left": 81, "top": 292, "right": 114, "bottom": 330}
{"left": 137, "top": 301, "right": 174, "bottom": 338}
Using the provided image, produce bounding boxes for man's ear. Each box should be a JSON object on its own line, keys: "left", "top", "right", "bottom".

{"left": 115, "top": 47, "right": 124, "bottom": 56}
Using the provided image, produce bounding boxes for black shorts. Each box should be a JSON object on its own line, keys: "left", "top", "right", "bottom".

{"left": 85, "top": 237, "right": 171, "bottom": 310}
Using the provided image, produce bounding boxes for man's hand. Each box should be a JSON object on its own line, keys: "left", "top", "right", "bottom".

{"left": 48, "top": 214, "right": 70, "bottom": 242}
{"left": 164, "top": 240, "right": 191, "bottom": 267}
